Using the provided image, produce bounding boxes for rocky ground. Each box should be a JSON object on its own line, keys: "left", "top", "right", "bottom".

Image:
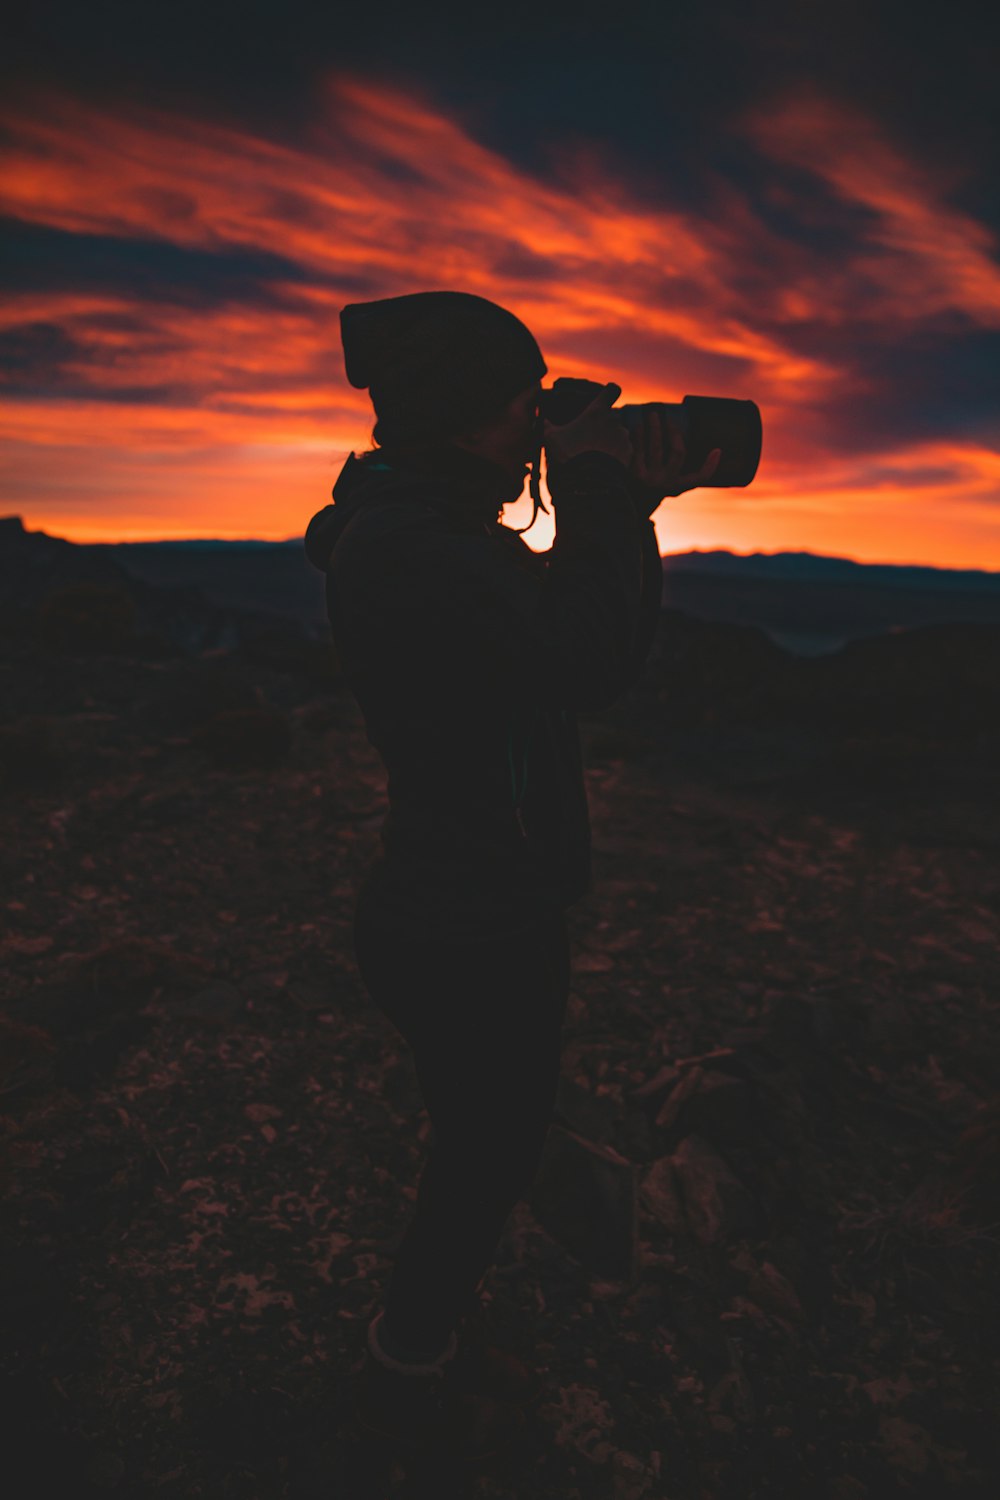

{"left": 1, "top": 551, "right": 999, "bottom": 1498}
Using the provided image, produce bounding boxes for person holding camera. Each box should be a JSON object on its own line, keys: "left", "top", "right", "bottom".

{"left": 304, "top": 290, "right": 720, "bottom": 1465}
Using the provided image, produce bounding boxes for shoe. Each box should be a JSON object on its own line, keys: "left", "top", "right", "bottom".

{"left": 446, "top": 1296, "right": 545, "bottom": 1408}
{"left": 352, "top": 1312, "right": 527, "bottom": 1467}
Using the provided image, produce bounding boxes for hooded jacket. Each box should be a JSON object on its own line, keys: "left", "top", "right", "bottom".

{"left": 304, "top": 442, "right": 665, "bottom": 944}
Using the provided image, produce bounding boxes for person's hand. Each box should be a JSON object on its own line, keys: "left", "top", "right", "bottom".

{"left": 631, "top": 408, "right": 721, "bottom": 502}
{"left": 543, "top": 383, "right": 634, "bottom": 470}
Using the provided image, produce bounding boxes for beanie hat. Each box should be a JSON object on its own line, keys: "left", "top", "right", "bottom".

{"left": 340, "top": 291, "right": 547, "bottom": 446}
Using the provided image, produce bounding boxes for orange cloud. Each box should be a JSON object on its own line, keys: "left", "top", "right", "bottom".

{"left": 1, "top": 79, "right": 998, "bottom": 566}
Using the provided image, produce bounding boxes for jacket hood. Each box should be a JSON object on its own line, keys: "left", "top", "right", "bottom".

{"left": 303, "top": 454, "right": 377, "bottom": 572}
{"left": 304, "top": 446, "right": 515, "bottom": 572}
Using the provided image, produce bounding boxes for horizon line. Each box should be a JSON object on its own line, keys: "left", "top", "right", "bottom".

{"left": 4, "top": 516, "right": 999, "bottom": 577}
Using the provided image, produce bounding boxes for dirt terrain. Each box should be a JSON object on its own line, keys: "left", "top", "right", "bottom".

{"left": 1, "top": 536, "right": 999, "bottom": 1498}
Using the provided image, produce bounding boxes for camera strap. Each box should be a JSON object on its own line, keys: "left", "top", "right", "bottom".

{"left": 508, "top": 421, "right": 550, "bottom": 537}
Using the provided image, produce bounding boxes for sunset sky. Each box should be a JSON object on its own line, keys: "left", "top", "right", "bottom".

{"left": 3, "top": 1, "right": 998, "bottom": 567}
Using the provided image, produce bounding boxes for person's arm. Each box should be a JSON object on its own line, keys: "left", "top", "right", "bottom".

{"left": 614, "top": 410, "right": 723, "bottom": 688}
{"left": 619, "top": 514, "right": 665, "bottom": 690}
{"left": 332, "top": 446, "right": 647, "bottom": 716}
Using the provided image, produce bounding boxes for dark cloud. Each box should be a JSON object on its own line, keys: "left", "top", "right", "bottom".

{"left": 0, "top": 219, "right": 369, "bottom": 307}
{"left": 7, "top": 381, "right": 201, "bottom": 405}
{"left": 0, "top": 321, "right": 86, "bottom": 383}
{"left": 0, "top": 315, "right": 196, "bottom": 402}
{"left": 864, "top": 464, "right": 968, "bottom": 490}
{"left": 0, "top": 316, "right": 198, "bottom": 405}
{"left": 489, "top": 247, "right": 565, "bottom": 284}
{"left": 744, "top": 170, "right": 885, "bottom": 267}
{"left": 812, "top": 328, "right": 1000, "bottom": 453}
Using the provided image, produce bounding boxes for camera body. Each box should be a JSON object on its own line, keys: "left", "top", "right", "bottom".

{"left": 539, "top": 378, "right": 762, "bottom": 488}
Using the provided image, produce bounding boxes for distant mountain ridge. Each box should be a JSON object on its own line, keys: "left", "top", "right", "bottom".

{"left": 661, "top": 549, "right": 1000, "bottom": 594}
{"left": 109, "top": 538, "right": 306, "bottom": 551}
{"left": 5, "top": 516, "right": 1000, "bottom": 657}
{"left": 93, "top": 532, "right": 1000, "bottom": 594}
{"left": 7, "top": 517, "right": 999, "bottom": 592}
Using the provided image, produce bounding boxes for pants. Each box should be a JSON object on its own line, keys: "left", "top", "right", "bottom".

{"left": 352, "top": 886, "right": 571, "bottom": 1353}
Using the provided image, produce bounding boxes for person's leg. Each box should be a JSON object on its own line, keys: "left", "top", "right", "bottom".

{"left": 353, "top": 901, "right": 570, "bottom": 1358}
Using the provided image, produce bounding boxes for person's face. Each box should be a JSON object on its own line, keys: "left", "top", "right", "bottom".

{"left": 452, "top": 381, "right": 543, "bottom": 499}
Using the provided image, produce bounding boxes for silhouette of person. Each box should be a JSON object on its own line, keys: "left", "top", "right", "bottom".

{"left": 304, "top": 290, "right": 719, "bottom": 1374}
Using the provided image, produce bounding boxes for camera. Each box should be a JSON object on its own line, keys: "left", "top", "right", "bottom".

{"left": 539, "top": 378, "right": 762, "bottom": 488}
